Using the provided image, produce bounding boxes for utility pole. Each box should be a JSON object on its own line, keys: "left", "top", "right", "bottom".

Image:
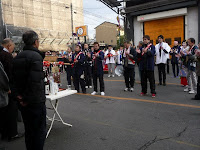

{"left": 117, "top": 8, "right": 120, "bottom": 47}
{"left": 71, "top": 3, "right": 75, "bottom": 51}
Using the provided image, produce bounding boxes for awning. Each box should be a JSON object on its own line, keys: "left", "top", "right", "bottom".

{"left": 100, "top": 0, "right": 121, "bottom": 7}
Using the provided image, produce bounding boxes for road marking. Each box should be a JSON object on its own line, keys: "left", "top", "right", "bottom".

{"left": 104, "top": 79, "right": 181, "bottom": 86}
{"left": 77, "top": 93, "right": 200, "bottom": 109}
{"left": 171, "top": 140, "right": 200, "bottom": 148}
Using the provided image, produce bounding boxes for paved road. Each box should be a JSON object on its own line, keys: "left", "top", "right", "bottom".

{"left": 1, "top": 66, "right": 200, "bottom": 150}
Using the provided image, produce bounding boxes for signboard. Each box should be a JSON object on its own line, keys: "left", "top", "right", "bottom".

{"left": 75, "top": 25, "right": 88, "bottom": 37}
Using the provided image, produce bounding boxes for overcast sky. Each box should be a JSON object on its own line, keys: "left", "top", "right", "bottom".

{"left": 83, "top": 0, "right": 119, "bottom": 39}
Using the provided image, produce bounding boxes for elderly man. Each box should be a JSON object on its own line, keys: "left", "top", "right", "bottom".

{"left": 192, "top": 42, "right": 200, "bottom": 100}
{"left": 13, "top": 31, "right": 46, "bottom": 150}
{"left": 0, "top": 39, "right": 23, "bottom": 141}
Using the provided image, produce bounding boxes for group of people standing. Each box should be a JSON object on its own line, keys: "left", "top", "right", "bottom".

{"left": 63, "top": 42, "right": 105, "bottom": 96}
{"left": 62, "top": 34, "right": 200, "bottom": 100}
{"left": 138, "top": 35, "right": 200, "bottom": 99}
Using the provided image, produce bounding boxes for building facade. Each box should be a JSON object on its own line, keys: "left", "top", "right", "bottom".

{"left": 0, "top": 0, "right": 84, "bottom": 51}
{"left": 124, "top": 0, "right": 200, "bottom": 47}
{"left": 95, "top": 21, "right": 120, "bottom": 47}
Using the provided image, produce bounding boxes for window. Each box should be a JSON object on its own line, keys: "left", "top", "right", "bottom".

{"left": 174, "top": 37, "right": 181, "bottom": 44}
{"left": 165, "top": 38, "right": 171, "bottom": 45}
{"left": 156, "top": 40, "right": 159, "bottom": 44}
{"left": 111, "top": 40, "right": 113, "bottom": 43}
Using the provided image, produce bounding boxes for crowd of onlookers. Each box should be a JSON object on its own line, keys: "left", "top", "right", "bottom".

{"left": 0, "top": 30, "right": 200, "bottom": 150}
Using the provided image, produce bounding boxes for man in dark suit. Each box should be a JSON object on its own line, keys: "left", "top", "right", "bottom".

{"left": 0, "top": 38, "right": 22, "bottom": 141}
{"left": 91, "top": 42, "right": 105, "bottom": 96}
{"left": 136, "top": 35, "right": 156, "bottom": 98}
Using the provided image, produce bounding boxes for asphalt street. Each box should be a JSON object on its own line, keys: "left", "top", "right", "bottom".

{"left": 1, "top": 65, "right": 200, "bottom": 150}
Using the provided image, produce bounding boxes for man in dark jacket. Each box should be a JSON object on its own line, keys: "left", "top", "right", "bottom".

{"left": 0, "top": 38, "right": 22, "bottom": 141}
{"left": 72, "top": 45, "right": 86, "bottom": 93}
{"left": 170, "top": 41, "right": 181, "bottom": 78}
{"left": 122, "top": 41, "right": 137, "bottom": 92}
{"left": 13, "top": 30, "right": 46, "bottom": 150}
{"left": 136, "top": 35, "right": 156, "bottom": 98}
{"left": 91, "top": 42, "right": 105, "bottom": 96}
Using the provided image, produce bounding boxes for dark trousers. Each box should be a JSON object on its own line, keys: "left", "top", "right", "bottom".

{"left": 85, "top": 65, "right": 92, "bottom": 86}
{"left": 157, "top": 63, "right": 166, "bottom": 84}
{"left": 195, "top": 76, "right": 200, "bottom": 99}
{"left": 167, "top": 59, "right": 170, "bottom": 74}
{"left": 0, "top": 97, "right": 18, "bottom": 139}
{"left": 73, "top": 73, "right": 86, "bottom": 93}
{"left": 66, "top": 67, "right": 72, "bottom": 85}
{"left": 172, "top": 63, "right": 179, "bottom": 77}
{"left": 141, "top": 70, "right": 156, "bottom": 94}
{"left": 124, "top": 67, "right": 135, "bottom": 88}
{"left": 93, "top": 73, "right": 104, "bottom": 92}
{"left": 19, "top": 103, "right": 46, "bottom": 150}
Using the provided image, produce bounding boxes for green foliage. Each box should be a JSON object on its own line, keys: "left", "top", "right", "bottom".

{"left": 116, "top": 35, "right": 125, "bottom": 50}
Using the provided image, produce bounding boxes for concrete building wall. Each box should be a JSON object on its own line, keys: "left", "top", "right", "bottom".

{"left": 0, "top": 0, "right": 84, "bottom": 50}
{"left": 134, "top": 16, "right": 143, "bottom": 47}
{"left": 187, "top": 6, "right": 198, "bottom": 43}
{"left": 96, "top": 22, "right": 118, "bottom": 47}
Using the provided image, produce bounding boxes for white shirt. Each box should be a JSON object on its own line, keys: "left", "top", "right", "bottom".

{"left": 180, "top": 46, "right": 189, "bottom": 55}
{"left": 155, "top": 42, "right": 171, "bottom": 64}
{"left": 3, "top": 48, "right": 9, "bottom": 53}
{"left": 117, "top": 50, "right": 123, "bottom": 65}
{"left": 104, "top": 49, "right": 116, "bottom": 64}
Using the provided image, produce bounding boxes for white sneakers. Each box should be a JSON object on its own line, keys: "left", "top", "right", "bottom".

{"left": 189, "top": 90, "right": 195, "bottom": 94}
{"left": 184, "top": 88, "right": 196, "bottom": 94}
{"left": 184, "top": 88, "right": 189, "bottom": 92}
{"left": 130, "top": 88, "right": 134, "bottom": 92}
{"left": 124, "top": 88, "right": 134, "bottom": 92}
{"left": 124, "top": 88, "right": 129, "bottom": 92}
{"left": 86, "top": 86, "right": 92, "bottom": 89}
{"left": 91, "top": 91, "right": 97, "bottom": 95}
{"left": 108, "top": 75, "right": 115, "bottom": 78}
{"left": 91, "top": 91, "right": 105, "bottom": 96}
{"left": 101, "top": 92, "right": 105, "bottom": 96}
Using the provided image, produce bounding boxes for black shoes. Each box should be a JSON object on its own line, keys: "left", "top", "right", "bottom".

{"left": 7, "top": 133, "right": 24, "bottom": 142}
{"left": 191, "top": 97, "right": 200, "bottom": 100}
{"left": 158, "top": 82, "right": 166, "bottom": 86}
